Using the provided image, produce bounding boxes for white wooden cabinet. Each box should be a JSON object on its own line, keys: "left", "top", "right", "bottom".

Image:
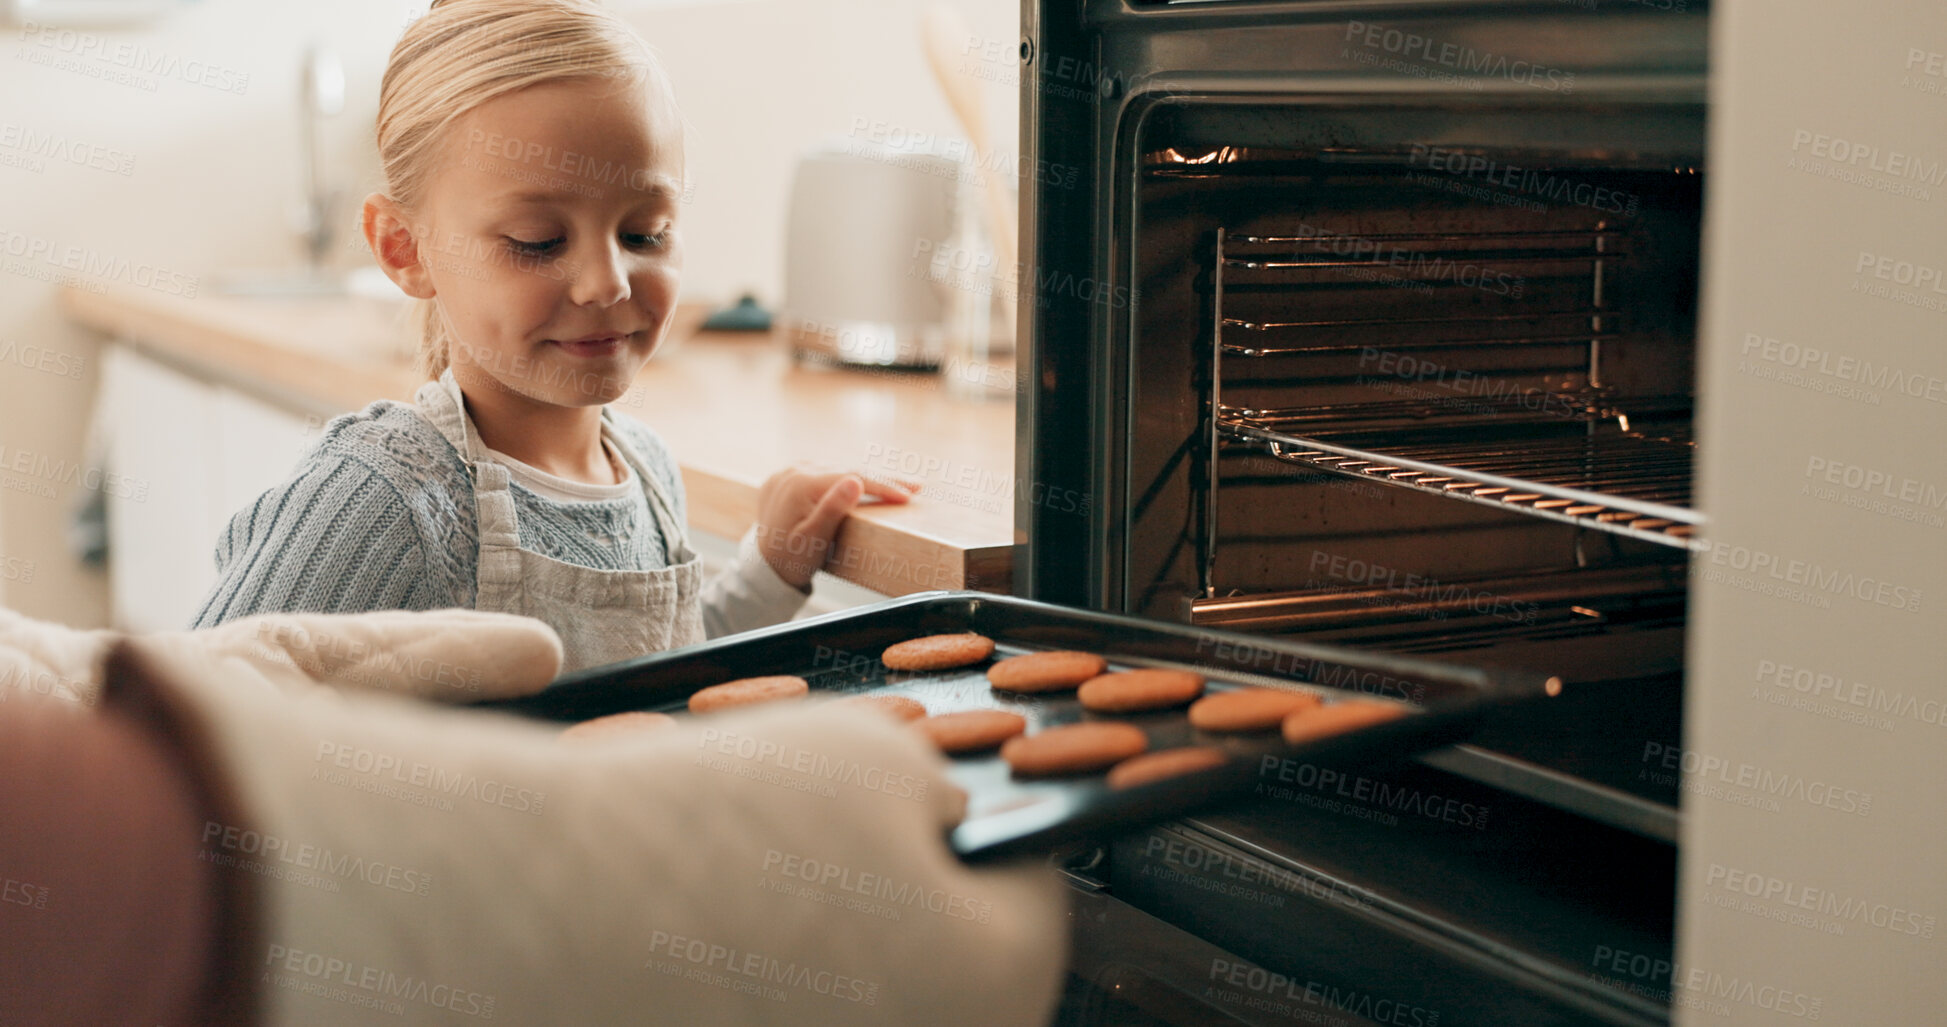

{"left": 101, "top": 345, "right": 331, "bottom": 631}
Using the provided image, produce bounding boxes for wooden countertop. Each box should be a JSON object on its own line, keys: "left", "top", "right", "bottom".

{"left": 59, "top": 285, "right": 1018, "bottom": 596}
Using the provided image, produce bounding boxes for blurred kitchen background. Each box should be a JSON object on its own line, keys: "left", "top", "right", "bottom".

{"left": 0, "top": 0, "right": 1019, "bottom": 627}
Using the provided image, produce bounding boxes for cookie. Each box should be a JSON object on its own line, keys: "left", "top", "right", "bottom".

{"left": 1076, "top": 669, "right": 1206, "bottom": 714}
{"left": 987, "top": 651, "right": 1107, "bottom": 693}
{"left": 687, "top": 675, "right": 810, "bottom": 713}
{"left": 558, "top": 711, "right": 678, "bottom": 746}
{"left": 1188, "top": 687, "right": 1322, "bottom": 732}
{"left": 1106, "top": 746, "right": 1230, "bottom": 789}
{"left": 1000, "top": 722, "right": 1149, "bottom": 777}
{"left": 1281, "top": 699, "right": 1407, "bottom": 745}
{"left": 915, "top": 710, "right": 1028, "bottom": 754}
{"left": 882, "top": 632, "right": 996, "bottom": 671}
{"left": 838, "top": 693, "right": 928, "bottom": 723}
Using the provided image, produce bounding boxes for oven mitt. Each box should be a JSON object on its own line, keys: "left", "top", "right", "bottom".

{"left": 190, "top": 609, "right": 564, "bottom": 702}
{"left": 0, "top": 607, "right": 564, "bottom": 710}
{"left": 107, "top": 631, "right": 1067, "bottom": 1027}
{"left": 0, "top": 606, "right": 115, "bottom": 709}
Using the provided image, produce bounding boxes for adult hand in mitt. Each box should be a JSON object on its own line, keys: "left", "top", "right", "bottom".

{"left": 102, "top": 627, "right": 1065, "bottom": 1026}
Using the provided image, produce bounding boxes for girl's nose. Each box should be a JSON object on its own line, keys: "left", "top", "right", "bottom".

{"left": 569, "top": 241, "right": 631, "bottom": 307}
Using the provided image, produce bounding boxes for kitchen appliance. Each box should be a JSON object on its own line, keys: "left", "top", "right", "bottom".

{"left": 1016, "top": 3, "right": 1709, "bottom": 1024}
{"left": 779, "top": 141, "right": 988, "bottom": 368}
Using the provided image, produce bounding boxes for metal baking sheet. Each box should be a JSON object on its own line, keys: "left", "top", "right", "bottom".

{"left": 477, "top": 592, "right": 1560, "bottom": 863}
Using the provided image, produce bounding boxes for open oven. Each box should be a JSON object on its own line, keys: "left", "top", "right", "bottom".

{"left": 1017, "top": 3, "right": 1709, "bottom": 1024}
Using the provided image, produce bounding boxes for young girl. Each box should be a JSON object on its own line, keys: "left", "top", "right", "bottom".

{"left": 193, "top": 0, "right": 914, "bottom": 670}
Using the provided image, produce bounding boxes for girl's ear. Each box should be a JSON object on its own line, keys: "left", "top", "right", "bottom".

{"left": 362, "top": 193, "right": 436, "bottom": 299}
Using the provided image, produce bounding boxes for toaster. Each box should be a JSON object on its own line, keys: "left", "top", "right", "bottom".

{"left": 778, "top": 140, "right": 987, "bottom": 368}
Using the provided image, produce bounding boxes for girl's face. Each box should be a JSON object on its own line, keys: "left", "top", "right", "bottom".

{"left": 416, "top": 76, "right": 685, "bottom": 407}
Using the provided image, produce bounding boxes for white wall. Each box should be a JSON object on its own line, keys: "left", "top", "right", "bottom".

{"left": 1681, "top": 0, "right": 1947, "bottom": 1021}
{"left": 0, "top": 0, "right": 1015, "bottom": 626}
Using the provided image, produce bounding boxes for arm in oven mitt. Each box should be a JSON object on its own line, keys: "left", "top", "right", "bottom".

{"left": 188, "top": 608, "right": 565, "bottom": 702}
{"left": 107, "top": 634, "right": 1067, "bottom": 1027}
{"left": 0, "top": 605, "right": 116, "bottom": 709}
{"left": 0, "top": 606, "right": 562, "bottom": 709}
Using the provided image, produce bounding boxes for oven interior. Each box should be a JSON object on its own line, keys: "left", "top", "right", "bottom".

{"left": 1119, "top": 99, "right": 1703, "bottom": 836}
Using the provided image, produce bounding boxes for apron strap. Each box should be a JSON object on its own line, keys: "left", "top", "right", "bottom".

{"left": 413, "top": 371, "right": 494, "bottom": 476}
{"left": 415, "top": 372, "right": 525, "bottom": 587}
{"left": 601, "top": 409, "right": 696, "bottom": 567}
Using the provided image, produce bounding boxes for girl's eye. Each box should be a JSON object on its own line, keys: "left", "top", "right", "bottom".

{"left": 505, "top": 236, "right": 564, "bottom": 256}
{"left": 624, "top": 231, "right": 671, "bottom": 250}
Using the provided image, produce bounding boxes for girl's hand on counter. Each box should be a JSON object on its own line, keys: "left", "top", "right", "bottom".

{"left": 754, "top": 467, "right": 922, "bottom": 589}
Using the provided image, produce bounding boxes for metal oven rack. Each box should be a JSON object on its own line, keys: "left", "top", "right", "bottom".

{"left": 1199, "top": 226, "right": 1704, "bottom": 598}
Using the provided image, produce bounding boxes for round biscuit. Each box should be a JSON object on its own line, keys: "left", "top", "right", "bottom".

{"left": 914, "top": 710, "right": 1027, "bottom": 754}
{"left": 986, "top": 650, "right": 1107, "bottom": 693}
{"left": 1076, "top": 669, "right": 1206, "bottom": 713}
{"left": 838, "top": 693, "right": 928, "bottom": 723}
{"left": 1106, "top": 746, "right": 1230, "bottom": 789}
{"left": 687, "top": 675, "right": 810, "bottom": 713}
{"left": 1188, "top": 687, "right": 1323, "bottom": 732}
{"left": 558, "top": 711, "right": 678, "bottom": 746}
{"left": 1000, "top": 721, "right": 1149, "bottom": 777}
{"left": 1281, "top": 699, "right": 1407, "bottom": 745}
{"left": 882, "top": 633, "right": 996, "bottom": 672}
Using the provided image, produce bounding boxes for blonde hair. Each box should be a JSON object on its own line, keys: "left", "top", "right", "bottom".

{"left": 375, "top": 0, "right": 672, "bottom": 379}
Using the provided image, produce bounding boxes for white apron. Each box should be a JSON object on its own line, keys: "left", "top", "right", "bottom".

{"left": 414, "top": 371, "right": 706, "bottom": 672}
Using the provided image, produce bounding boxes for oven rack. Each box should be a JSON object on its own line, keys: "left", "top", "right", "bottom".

{"left": 1223, "top": 228, "right": 1623, "bottom": 267}
{"left": 1220, "top": 390, "right": 1659, "bottom": 428}
{"left": 1189, "top": 564, "right": 1686, "bottom": 639}
{"left": 1222, "top": 416, "right": 1701, "bottom": 549}
{"left": 1201, "top": 224, "right": 1702, "bottom": 598}
{"left": 1221, "top": 322, "right": 1624, "bottom": 357}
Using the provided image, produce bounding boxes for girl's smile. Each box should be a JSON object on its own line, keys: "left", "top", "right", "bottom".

{"left": 550, "top": 333, "right": 634, "bottom": 359}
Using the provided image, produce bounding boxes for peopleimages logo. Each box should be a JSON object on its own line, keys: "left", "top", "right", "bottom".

{"left": 312, "top": 741, "right": 545, "bottom": 815}
{"left": 695, "top": 728, "right": 929, "bottom": 802}
{"left": 1789, "top": 130, "right": 1947, "bottom": 185}
{"left": 1275, "top": 222, "right": 1525, "bottom": 297}
{"left": 1308, "top": 552, "right": 1542, "bottom": 625}
{"left": 1407, "top": 144, "right": 1639, "bottom": 216}
{"left": 1588, "top": 946, "right": 1822, "bottom": 1021}
{"left": 645, "top": 930, "right": 880, "bottom": 1005}
{"left": 0, "top": 229, "right": 199, "bottom": 297}
{"left": 199, "top": 821, "right": 431, "bottom": 897}
{"left": 264, "top": 944, "right": 495, "bottom": 1019}
{"left": 1358, "top": 346, "right": 1582, "bottom": 419}
{"left": 1739, "top": 331, "right": 1947, "bottom": 406}
{"left": 15, "top": 21, "right": 251, "bottom": 94}
{"left": 1753, "top": 658, "right": 1947, "bottom": 730}
{"left": 1692, "top": 539, "right": 1923, "bottom": 613}
{"left": 1851, "top": 250, "right": 1947, "bottom": 313}
{"left": 760, "top": 849, "right": 992, "bottom": 923}
{"left": 1704, "top": 863, "right": 1937, "bottom": 940}
{"left": 0, "top": 122, "right": 136, "bottom": 176}
{"left": 1208, "top": 958, "right": 1441, "bottom": 1026}
{"left": 1257, "top": 755, "right": 1492, "bottom": 829}
{"left": 1343, "top": 21, "right": 1574, "bottom": 93}
{"left": 1638, "top": 742, "right": 1872, "bottom": 815}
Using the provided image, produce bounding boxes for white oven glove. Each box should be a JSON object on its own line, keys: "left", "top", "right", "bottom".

{"left": 0, "top": 606, "right": 116, "bottom": 709}
{"left": 188, "top": 609, "right": 565, "bottom": 702}
{"left": 107, "top": 628, "right": 1067, "bottom": 1027}
{"left": 0, "top": 606, "right": 563, "bottom": 710}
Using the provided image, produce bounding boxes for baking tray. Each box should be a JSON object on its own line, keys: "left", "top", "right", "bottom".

{"left": 477, "top": 592, "right": 1560, "bottom": 863}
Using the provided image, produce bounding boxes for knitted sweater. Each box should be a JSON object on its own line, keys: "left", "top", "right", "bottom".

{"left": 191, "top": 400, "right": 806, "bottom": 639}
